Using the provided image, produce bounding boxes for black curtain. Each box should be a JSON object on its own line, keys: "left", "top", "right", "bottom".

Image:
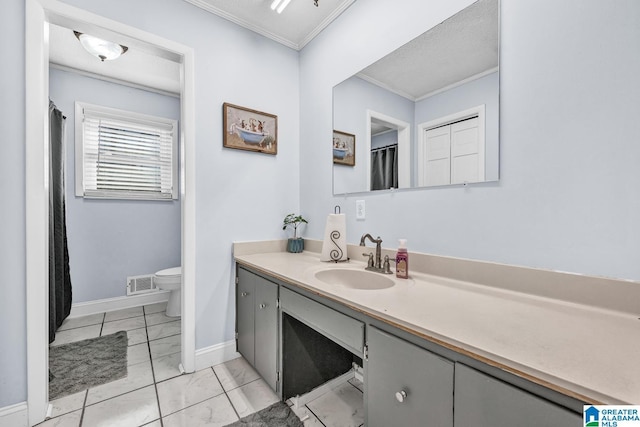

{"left": 371, "top": 144, "right": 398, "bottom": 191}
{"left": 49, "top": 100, "right": 72, "bottom": 343}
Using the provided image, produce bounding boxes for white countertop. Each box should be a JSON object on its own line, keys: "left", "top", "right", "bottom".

{"left": 234, "top": 249, "right": 640, "bottom": 405}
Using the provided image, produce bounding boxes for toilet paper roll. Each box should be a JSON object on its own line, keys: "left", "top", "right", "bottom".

{"left": 320, "top": 213, "right": 348, "bottom": 262}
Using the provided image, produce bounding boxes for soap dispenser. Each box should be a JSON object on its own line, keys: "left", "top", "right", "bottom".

{"left": 396, "top": 239, "right": 409, "bottom": 279}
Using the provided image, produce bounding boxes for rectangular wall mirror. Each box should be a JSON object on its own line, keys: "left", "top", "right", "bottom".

{"left": 333, "top": 0, "right": 500, "bottom": 195}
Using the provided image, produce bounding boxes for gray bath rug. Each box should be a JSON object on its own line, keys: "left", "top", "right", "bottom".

{"left": 225, "top": 402, "right": 303, "bottom": 427}
{"left": 49, "top": 331, "right": 128, "bottom": 400}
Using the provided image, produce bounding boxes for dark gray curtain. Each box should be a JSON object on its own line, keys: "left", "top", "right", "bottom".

{"left": 49, "top": 100, "right": 72, "bottom": 344}
{"left": 371, "top": 145, "right": 398, "bottom": 191}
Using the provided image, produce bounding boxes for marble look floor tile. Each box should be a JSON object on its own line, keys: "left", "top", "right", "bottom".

{"left": 152, "top": 352, "right": 182, "bottom": 382}
{"left": 162, "top": 394, "right": 238, "bottom": 427}
{"left": 49, "top": 390, "right": 86, "bottom": 418}
{"left": 101, "top": 316, "right": 146, "bottom": 335}
{"left": 141, "top": 421, "right": 162, "bottom": 427}
{"left": 104, "top": 306, "right": 144, "bottom": 322}
{"left": 226, "top": 379, "right": 279, "bottom": 418}
{"left": 213, "top": 356, "right": 259, "bottom": 392}
{"left": 157, "top": 368, "right": 224, "bottom": 416}
{"left": 348, "top": 377, "right": 364, "bottom": 392}
{"left": 127, "top": 327, "right": 148, "bottom": 346}
{"left": 50, "top": 324, "right": 101, "bottom": 346}
{"left": 143, "top": 302, "right": 168, "bottom": 315}
{"left": 83, "top": 385, "right": 160, "bottom": 427}
{"left": 306, "top": 381, "right": 364, "bottom": 427}
{"left": 145, "top": 311, "right": 178, "bottom": 327}
{"left": 290, "top": 404, "right": 324, "bottom": 426}
{"left": 149, "top": 334, "right": 181, "bottom": 359}
{"left": 85, "top": 360, "right": 154, "bottom": 405}
{"left": 37, "top": 409, "right": 82, "bottom": 427}
{"left": 128, "top": 342, "right": 151, "bottom": 366}
{"left": 147, "top": 320, "right": 181, "bottom": 341}
{"left": 57, "top": 313, "right": 104, "bottom": 331}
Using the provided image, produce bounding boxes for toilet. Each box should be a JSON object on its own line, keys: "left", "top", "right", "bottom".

{"left": 154, "top": 267, "right": 182, "bottom": 317}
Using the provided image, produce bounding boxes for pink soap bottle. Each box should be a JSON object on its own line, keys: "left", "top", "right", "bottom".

{"left": 396, "top": 239, "right": 409, "bottom": 279}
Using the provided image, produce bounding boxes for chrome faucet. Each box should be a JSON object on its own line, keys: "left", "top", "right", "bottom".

{"left": 360, "top": 233, "right": 393, "bottom": 274}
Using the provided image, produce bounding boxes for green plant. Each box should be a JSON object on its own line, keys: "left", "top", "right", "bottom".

{"left": 282, "top": 213, "right": 308, "bottom": 239}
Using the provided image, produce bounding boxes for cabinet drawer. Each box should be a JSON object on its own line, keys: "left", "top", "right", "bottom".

{"left": 454, "top": 363, "right": 581, "bottom": 427}
{"left": 280, "top": 287, "right": 364, "bottom": 356}
{"left": 367, "top": 326, "right": 454, "bottom": 427}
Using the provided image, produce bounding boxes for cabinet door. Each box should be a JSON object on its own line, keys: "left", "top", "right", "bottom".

{"left": 236, "top": 268, "right": 255, "bottom": 366}
{"left": 454, "top": 363, "right": 581, "bottom": 427}
{"left": 367, "top": 327, "right": 454, "bottom": 427}
{"left": 254, "top": 279, "right": 279, "bottom": 392}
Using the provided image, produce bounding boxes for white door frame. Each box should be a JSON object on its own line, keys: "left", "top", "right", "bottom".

{"left": 366, "top": 110, "right": 411, "bottom": 190}
{"left": 25, "top": 1, "right": 196, "bottom": 424}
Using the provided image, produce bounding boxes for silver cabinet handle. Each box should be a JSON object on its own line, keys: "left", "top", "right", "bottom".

{"left": 241, "top": 292, "right": 248, "bottom": 297}
{"left": 395, "top": 390, "right": 407, "bottom": 403}
{"left": 259, "top": 303, "right": 266, "bottom": 309}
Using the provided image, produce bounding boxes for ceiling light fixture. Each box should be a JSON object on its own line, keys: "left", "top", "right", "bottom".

{"left": 270, "top": 0, "right": 319, "bottom": 14}
{"left": 73, "top": 31, "right": 128, "bottom": 62}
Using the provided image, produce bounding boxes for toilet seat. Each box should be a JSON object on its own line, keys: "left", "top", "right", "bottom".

{"left": 154, "top": 267, "right": 181, "bottom": 287}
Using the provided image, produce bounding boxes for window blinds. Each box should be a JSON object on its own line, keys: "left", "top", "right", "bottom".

{"left": 79, "top": 105, "right": 177, "bottom": 200}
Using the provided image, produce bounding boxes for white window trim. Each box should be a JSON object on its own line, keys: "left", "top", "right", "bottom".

{"left": 75, "top": 101, "right": 178, "bottom": 200}
{"left": 417, "top": 104, "right": 486, "bottom": 186}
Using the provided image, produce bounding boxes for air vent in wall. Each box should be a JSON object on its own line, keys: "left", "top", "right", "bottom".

{"left": 127, "top": 274, "right": 158, "bottom": 296}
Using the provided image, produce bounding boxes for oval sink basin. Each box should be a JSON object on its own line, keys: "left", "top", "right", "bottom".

{"left": 314, "top": 268, "right": 395, "bottom": 290}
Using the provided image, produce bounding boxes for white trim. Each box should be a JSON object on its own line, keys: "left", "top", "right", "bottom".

{"left": 194, "top": 340, "right": 241, "bottom": 371}
{"left": 0, "top": 402, "right": 29, "bottom": 427}
{"left": 68, "top": 291, "right": 170, "bottom": 318}
{"left": 417, "top": 104, "right": 486, "bottom": 186}
{"left": 415, "top": 67, "right": 499, "bottom": 102}
{"left": 26, "top": 1, "right": 197, "bottom": 425}
{"left": 366, "top": 110, "right": 411, "bottom": 190}
{"left": 298, "top": 0, "right": 357, "bottom": 50}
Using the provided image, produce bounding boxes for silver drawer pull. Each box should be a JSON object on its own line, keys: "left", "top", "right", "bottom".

{"left": 241, "top": 292, "right": 248, "bottom": 297}
{"left": 395, "top": 390, "right": 407, "bottom": 403}
{"left": 259, "top": 303, "right": 266, "bottom": 309}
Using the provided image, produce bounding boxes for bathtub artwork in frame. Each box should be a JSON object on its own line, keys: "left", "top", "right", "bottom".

{"left": 333, "top": 130, "right": 355, "bottom": 166}
{"left": 223, "top": 102, "right": 277, "bottom": 155}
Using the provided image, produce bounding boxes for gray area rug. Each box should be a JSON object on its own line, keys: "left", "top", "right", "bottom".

{"left": 225, "top": 402, "right": 303, "bottom": 427}
{"left": 49, "top": 330, "right": 128, "bottom": 400}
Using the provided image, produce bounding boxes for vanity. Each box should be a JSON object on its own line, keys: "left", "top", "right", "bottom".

{"left": 234, "top": 240, "right": 640, "bottom": 426}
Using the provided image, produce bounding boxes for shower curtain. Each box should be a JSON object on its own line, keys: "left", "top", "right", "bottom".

{"left": 371, "top": 144, "right": 398, "bottom": 191}
{"left": 49, "top": 100, "right": 72, "bottom": 344}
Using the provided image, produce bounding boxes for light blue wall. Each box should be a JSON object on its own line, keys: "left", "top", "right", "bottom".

{"left": 1, "top": 0, "right": 299, "bottom": 407}
{"left": 49, "top": 68, "right": 181, "bottom": 303}
{"left": 333, "top": 76, "right": 414, "bottom": 193}
{"left": 0, "top": 0, "right": 27, "bottom": 409}
{"left": 372, "top": 132, "right": 397, "bottom": 150}
{"left": 301, "top": 0, "right": 640, "bottom": 281}
{"left": 415, "top": 71, "right": 499, "bottom": 182}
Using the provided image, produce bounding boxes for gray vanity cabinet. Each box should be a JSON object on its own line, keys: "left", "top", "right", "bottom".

{"left": 367, "top": 326, "right": 454, "bottom": 427}
{"left": 453, "top": 363, "right": 581, "bottom": 427}
{"left": 236, "top": 267, "right": 279, "bottom": 392}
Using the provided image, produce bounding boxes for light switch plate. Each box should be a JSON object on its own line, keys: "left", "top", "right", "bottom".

{"left": 356, "top": 200, "right": 365, "bottom": 220}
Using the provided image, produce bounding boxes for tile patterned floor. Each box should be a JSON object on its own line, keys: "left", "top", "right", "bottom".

{"left": 41, "top": 302, "right": 364, "bottom": 426}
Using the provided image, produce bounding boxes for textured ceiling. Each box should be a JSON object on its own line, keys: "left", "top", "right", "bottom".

{"left": 358, "top": 0, "right": 499, "bottom": 101}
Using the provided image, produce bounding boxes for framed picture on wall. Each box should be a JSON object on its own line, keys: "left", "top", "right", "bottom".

{"left": 333, "top": 130, "right": 355, "bottom": 166}
{"left": 223, "top": 102, "right": 277, "bottom": 155}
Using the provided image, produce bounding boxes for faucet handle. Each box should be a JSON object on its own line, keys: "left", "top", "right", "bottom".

{"left": 362, "top": 252, "right": 375, "bottom": 268}
{"left": 383, "top": 255, "right": 394, "bottom": 274}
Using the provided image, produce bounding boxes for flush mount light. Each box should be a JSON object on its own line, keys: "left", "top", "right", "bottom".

{"left": 271, "top": 0, "right": 319, "bottom": 14}
{"left": 73, "top": 31, "right": 128, "bottom": 62}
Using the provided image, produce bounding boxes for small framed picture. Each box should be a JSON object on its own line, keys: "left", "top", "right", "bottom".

{"left": 333, "top": 130, "right": 355, "bottom": 166}
{"left": 223, "top": 102, "right": 277, "bottom": 155}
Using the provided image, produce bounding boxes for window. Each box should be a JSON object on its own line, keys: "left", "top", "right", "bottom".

{"left": 75, "top": 102, "right": 178, "bottom": 200}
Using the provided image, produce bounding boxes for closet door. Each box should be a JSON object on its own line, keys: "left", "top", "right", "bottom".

{"left": 422, "top": 125, "right": 451, "bottom": 186}
{"left": 451, "top": 117, "right": 481, "bottom": 184}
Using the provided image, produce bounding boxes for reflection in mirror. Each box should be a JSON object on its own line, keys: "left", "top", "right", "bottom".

{"left": 333, "top": 0, "right": 499, "bottom": 195}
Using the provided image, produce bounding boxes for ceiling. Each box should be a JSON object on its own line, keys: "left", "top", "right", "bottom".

{"left": 184, "top": 0, "right": 357, "bottom": 50}
{"left": 48, "top": 0, "right": 498, "bottom": 103}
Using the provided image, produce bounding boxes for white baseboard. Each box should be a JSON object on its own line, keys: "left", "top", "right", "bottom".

{"left": 0, "top": 401, "right": 28, "bottom": 427}
{"left": 194, "top": 340, "right": 241, "bottom": 371}
{"left": 69, "top": 291, "right": 170, "bottom": 318}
